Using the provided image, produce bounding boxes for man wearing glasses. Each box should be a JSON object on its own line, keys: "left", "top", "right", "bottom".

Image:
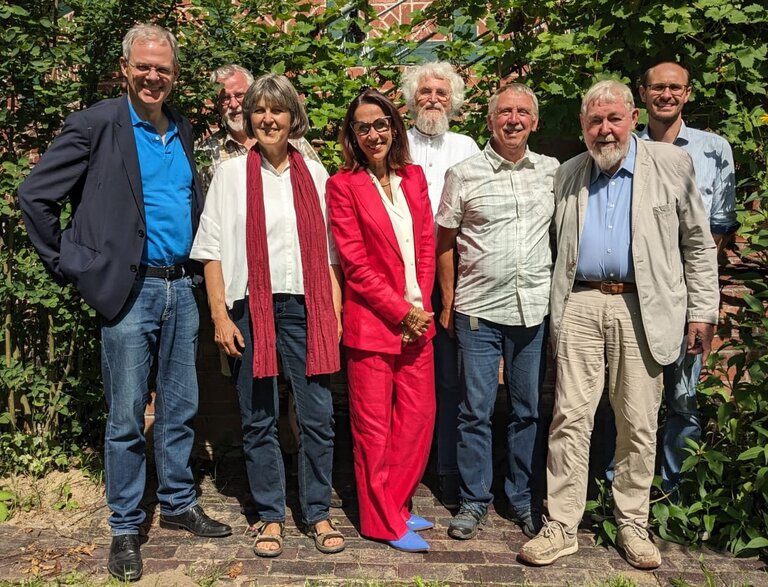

{"left": 19, "top": 24, "right": 230, "bottom": 583}
{"left": 638, "top": 61, "right": 737, "bottom": 496}
{"left": 436, "top": 84, "right": 558, "bottom": 541}
{"left": 400, "top": 62, "right": 479, "bottom": 509}
{"left": 198, "top": 64, "right": 321, "bottom": 193}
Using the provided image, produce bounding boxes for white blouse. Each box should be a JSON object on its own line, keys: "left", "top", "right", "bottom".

{"left": 190, "top": 154, "right": 337, "bottom": 308}
{"left": 370, "top": 171, "right": 423, "bottom": 309}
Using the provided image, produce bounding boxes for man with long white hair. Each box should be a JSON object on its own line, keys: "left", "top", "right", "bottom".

{"left": 401, "top": 62, "right": 479, "bottom": 509}
{"left": 519, "top": 80, "right": 719, "bottom": 570}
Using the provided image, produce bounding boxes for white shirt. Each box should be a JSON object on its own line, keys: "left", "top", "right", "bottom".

{"left": 436, "top": 143, "right": 559, "bottom": 327}
{"left": 407, "top": 127, "right": 480, "bottom": 214}
{"left": 190, "top": 154, "right": 336, "bottom": 308}
{"left": 370, "top": 171, "right": 423, "bottom": 309}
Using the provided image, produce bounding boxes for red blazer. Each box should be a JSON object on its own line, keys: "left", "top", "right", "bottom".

{"left": 326, "top": 164, "right": 435, "bottom": 354}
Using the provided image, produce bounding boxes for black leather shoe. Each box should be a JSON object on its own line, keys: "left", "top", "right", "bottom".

{"left": 160, "top": 504, "right": 232, "bottom": 537}
{"left": 108, "top": 534, "right": 143, "bottom": 582}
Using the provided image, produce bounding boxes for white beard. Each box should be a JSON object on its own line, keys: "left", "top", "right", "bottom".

{"left": 225, "top": 112, "right": 244, "bottom": 134}
{"left": 415, "top": 109, "right": 449, "bottom": 136}
{"left": 588, "top": 139, "right": 630, "bottom": 172}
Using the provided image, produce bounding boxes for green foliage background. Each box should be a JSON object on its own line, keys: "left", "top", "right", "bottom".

{"left": 1, "top": 0, "right": 766, "bottom": 556}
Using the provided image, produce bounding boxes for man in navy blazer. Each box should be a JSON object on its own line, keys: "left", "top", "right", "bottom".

{"left": 18, "top": 24, "right": 230, "bottom": 582}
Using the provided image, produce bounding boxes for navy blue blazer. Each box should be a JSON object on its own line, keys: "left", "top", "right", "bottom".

{"left": 18, "top": 95, "right": 204, "bottom": 321}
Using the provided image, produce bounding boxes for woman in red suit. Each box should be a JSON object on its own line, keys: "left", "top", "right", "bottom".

{"left": 326, "top": 89, "right": 436, "bottom": 552}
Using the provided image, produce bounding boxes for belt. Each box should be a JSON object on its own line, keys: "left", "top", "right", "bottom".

{"left": 576, "top": 280, "right": 637, "bottom": 294}
{"left": 139, "top": 264, "right": 185, "bottom": 280}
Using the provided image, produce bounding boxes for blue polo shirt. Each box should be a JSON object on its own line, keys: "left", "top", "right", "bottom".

{"left": 128, "top": 100, "right": 193, "bottom": 266}
{"left": 576, "top": 136, "right": 637, "bottom": 282}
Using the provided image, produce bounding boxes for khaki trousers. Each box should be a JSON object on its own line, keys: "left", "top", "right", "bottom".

{"left": 547, "top": 286, "right": 663, "bottom": 533}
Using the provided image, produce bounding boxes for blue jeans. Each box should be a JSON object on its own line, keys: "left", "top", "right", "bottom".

{"left": 230, "top": 295, "right": 335, "bottom": 525}
{"left": 432, "top": 286, "right": 460, "bottom": 477}
{"left": 101, "top": 275, "right": 199, "bottom": 535}
{"left": 661, "top": 340, "right": 702, "bottom": 492}
{"left": 454, "top": 313, "right": 547, "bottom": 514}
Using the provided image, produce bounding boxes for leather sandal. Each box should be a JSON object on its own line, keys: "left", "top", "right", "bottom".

{"left": 308, "top": 519, "right": 346, "bottom": 554}
{"left": 252, "top": 521, "right": 285, "bottom": 558}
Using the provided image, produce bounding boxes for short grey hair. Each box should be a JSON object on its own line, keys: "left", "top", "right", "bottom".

{"left": 581, "top": 80, "right": 635, "bottom": 115}
{"left": 401, "top": 62, "right": 466, "bottom": 117}
{"left": 209, "top": 64, "right": 254, "bottom": 86}
{"left": 242, "top": 73, "right": 309, "bottom": 140}
{"left": 122, "top": 24, "right": 179, "bottom": 69}
{"left": 487, "top": 83, "right": 539, "bottom": 119}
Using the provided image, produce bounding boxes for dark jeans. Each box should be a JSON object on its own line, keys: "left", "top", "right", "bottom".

{"left": 230, "top": 294, "right": 335, "bottom": 525}
{"left": 454, "top": 313, "right": 547, "bottom": 515}
{"left": 432, "top": 286, "right": 460, "bottom": 477}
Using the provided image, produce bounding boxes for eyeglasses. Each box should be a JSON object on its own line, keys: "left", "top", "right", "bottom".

{"left": 417, "top": 87, "right": 450, "bottom": 102}
{"left": 350, "top": 116, "right": 392, "bottom": 136}
{"left": 645, "top": 83, "right": 689, "bottom": 96}
{"left": 128, "top": 62, "right": 175, "bottom": 78}
{"left": 218, "top": 92, "right": 246, "bottom": 106}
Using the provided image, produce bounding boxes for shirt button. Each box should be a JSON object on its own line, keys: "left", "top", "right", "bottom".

{"left": 608, "top": 225, "right": 613, "bottom": 229}
{"left": 607, "top": 248, "right": 612, "bottom": 253}
{"left": 609, "top": 203, "right": 615, "bottom": 208}
{"left": 610, "top": 272, "right": 615, "bottom": 277}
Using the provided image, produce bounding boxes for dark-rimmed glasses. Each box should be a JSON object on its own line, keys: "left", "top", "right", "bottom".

{"left": 644, "top": 83, "right": 689, "bottom": 96}
{"left": 350, "top": 116, "right": 392, "bottom": 136}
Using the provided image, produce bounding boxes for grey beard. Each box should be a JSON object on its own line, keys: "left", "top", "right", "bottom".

{"left": 225, "top": 115, "right": 244, "bottom": 134}
{"left": 415, "top": 111, "right": 449, "bottom": 136}
{"left": 589, "top": 141, "right": 629, "bottom": 172}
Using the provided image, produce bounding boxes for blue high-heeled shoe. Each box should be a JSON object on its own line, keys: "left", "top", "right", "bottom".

{"left": 387, "top": 529, "right": 430, "bottom": 552}
{"left": 406, "top": 514, "right": 434, "bottom": 532}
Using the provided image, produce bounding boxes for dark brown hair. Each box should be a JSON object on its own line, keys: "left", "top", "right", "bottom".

{"left": 338, "top": 89, "right": 411, "bottom": 171}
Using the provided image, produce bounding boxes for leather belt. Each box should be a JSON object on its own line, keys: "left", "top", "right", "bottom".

{"left": 576, "top": 280, "right": 637, "bottom": 294}
{"left": 139, "top": 264, "right": 185, "bottom": 280}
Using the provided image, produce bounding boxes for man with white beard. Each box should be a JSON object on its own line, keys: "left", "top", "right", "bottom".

{"left": 401, "top": 62, "right": 479, "bottom": 509}
{"left": 519, "top": 80, "right": 719, "bottom": 570}
{"left": 198, "top": 64, "right": 320, "bottom": 192}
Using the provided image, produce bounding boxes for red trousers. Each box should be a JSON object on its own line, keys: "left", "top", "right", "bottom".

{"left": 346, "top": 342, "right": 436, "bottom": 540}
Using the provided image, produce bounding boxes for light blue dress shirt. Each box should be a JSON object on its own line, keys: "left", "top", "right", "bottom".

{"left": 128, "top": 100, "right": 194, "bottom": 266}
{"left": 637, "top": 121, "right": 737, "bottom": 234}
{"left": 575, "top": 136, "right": 636, "bottom": 282}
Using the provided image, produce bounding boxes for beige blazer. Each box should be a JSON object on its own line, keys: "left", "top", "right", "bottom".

{"left": 549, "top": 139, "right": 719, "bottom": 366}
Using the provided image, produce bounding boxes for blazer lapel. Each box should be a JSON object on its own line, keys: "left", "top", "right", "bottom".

{"left": 630, "top": 139, "right": 650, "bottom": 238}
{"left": 115, "top": 96, "right": 145, "bottom": 222}
{"left": 352, "top": 170, "right": 403, "bottom": 261}
{"left": 576, "top": 154, "right": 592, "bottom": 246}
{"left": 399, "top": 167, "right": 423, "bottom": 249}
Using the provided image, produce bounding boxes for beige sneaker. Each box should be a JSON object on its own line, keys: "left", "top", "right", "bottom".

{"left": 616, "top": 523, "right": 661, "bottom": 569}
{"left": 518, "top": 518, "right": 578, "bottom": 565}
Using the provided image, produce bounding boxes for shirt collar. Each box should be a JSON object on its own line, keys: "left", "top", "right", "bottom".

{"left": 637, "top": 120, "right": 689, "bottom": 146}
{"left": 216, "top": 128, "right": 247, "bottom": 152}
{"left": 410, "top": 126, "right": 446, "bottom": 143}
{"left": 127, "top": 99, "right": 176, "bottom": 135}
{"left": 590, "top": 134, "right": 637, "bottom": 184}
{"left": 484, "top": 141, "right": 535, "bottom": 171}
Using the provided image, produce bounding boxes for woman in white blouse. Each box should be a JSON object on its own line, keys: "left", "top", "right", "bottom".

{"left": 190, "top": 74, "right": 344, "bottom": 558}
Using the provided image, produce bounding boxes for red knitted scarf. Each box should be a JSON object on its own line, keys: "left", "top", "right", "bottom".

{"left": 245, "top": 144, "right": 340, "bottom": 378}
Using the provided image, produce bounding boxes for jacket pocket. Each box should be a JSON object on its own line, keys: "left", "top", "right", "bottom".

{"left": 59, "top": 229, "right": 101, "bottom": 280}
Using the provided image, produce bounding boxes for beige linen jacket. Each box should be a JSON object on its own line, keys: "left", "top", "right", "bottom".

{"left": 549, "top": 139, "right": 719, "bottom": 366}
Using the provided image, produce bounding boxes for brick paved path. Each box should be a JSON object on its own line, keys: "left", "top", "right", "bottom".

{"left": 1, "top": 441, "right": 765, "bottom": 586}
